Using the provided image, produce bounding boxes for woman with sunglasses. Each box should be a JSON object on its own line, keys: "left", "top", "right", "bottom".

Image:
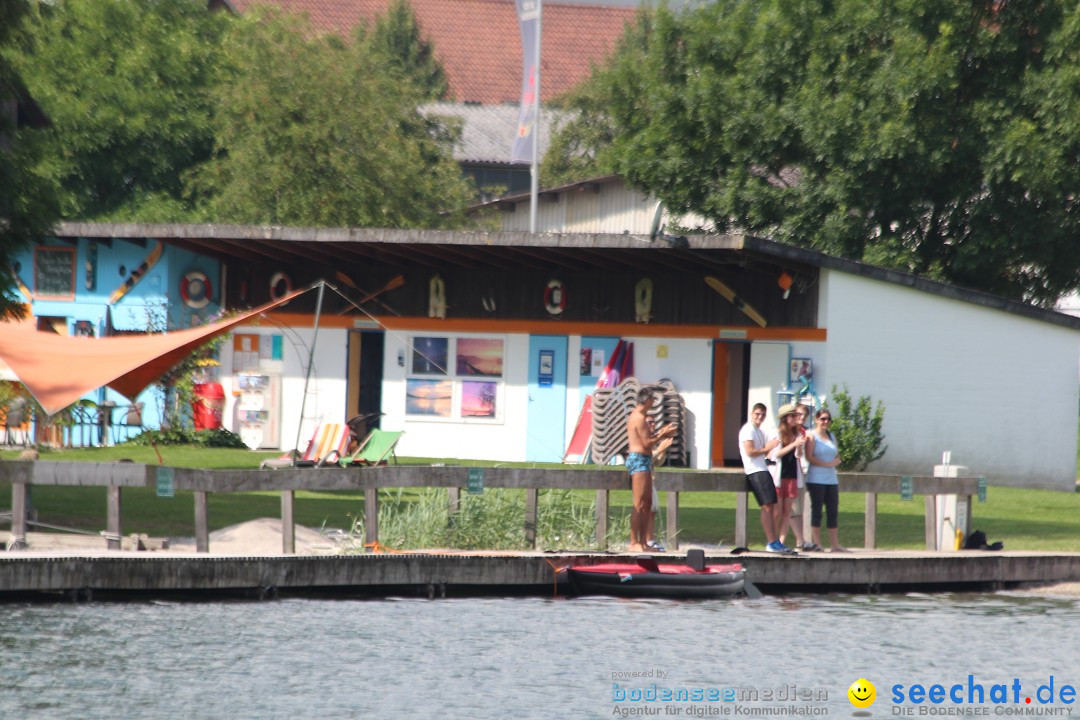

{"left": 804, "top": 409, "right": 848, "bottom": 552}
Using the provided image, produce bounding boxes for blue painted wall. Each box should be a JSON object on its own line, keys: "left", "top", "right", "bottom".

{"left": 526, "top": 335, "right": 568, "bottom": 462}
{"left": 10, "top": 237, "right": 221, "bottom": 430}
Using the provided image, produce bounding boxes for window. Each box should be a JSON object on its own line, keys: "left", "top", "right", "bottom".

{"left": 405, "top": 336, "right": 505, "bottom": 421}
{"left": 34, "top": 246, "right": 75, "bottom": 299}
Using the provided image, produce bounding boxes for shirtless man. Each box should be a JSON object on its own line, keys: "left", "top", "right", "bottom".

{"left": 626, "top": 386, "right": 677, "bottom": 552}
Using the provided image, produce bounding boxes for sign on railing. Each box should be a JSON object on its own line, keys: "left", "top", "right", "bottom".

{"left": 467, "top": 467, "right": 485, "bottom": 494}
{"left": 156, "top": 467, "right": 174, "bottom": 498}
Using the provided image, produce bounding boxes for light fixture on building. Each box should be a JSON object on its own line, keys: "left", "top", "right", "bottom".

{"left": 778, "top": 271, "right": 793, "bottom": 300}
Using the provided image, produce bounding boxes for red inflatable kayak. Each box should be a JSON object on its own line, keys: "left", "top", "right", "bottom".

{"left": 564, "top": 554, "right": 745, "bottom": 599}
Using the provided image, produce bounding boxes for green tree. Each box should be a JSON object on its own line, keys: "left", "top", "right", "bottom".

{"left": 6, "top": 0, "right": 226, "bottom": 221}
{"left": 542, "top": 10, "right": 653, "bottom": 187}
{"left": 824, "top": 385, "right": 887, "bottom": 472}
{"left": 545, "top": 1, "right": 1080, "bottom": 306}
{"left": 0, "top": 0, "right": 60, "bottom": 320}
{"left": 189, "top": 8, "right": 472, "bottom": 228}
{"left": 368, "top": 0, "right": 450, "bottom": 101}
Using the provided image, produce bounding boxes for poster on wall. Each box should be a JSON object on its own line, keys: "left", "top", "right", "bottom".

{"left": 591, "top": 349, "right": 605, "bottom": 375}
{"left": 412, "top": 337, "right": 449, "bottom": 375}
{"left": 461, "top": 381, "right": 497, "bottom": 418}
{"left": 790, "top": 358, "right": 812, "bottom": 384}
{"left": 456, "top": 338, "right": 504, "bottom": 376}
{"left": 406, "top": 379, "right": 452, "bottom": 417}
{"left": 538, "top": 349, "right": 554, "bottom": 387}
{"left": 580, "top": 348, "right": 592, "bottom": 376}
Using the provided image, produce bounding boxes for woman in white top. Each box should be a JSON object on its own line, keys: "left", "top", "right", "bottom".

{"left": 804, "top": 408, "right": 848, "bottom": 552}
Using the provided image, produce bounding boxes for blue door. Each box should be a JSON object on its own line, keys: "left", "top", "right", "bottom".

{"left": 526, "top": 335, "right": 568, "bottom": 462}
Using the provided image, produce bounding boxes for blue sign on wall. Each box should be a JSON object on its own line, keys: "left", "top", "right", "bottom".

{"left": 538, "top": 349, "right": 554, "bottom": 387}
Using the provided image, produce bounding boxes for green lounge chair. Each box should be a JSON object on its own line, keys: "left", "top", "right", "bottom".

{"left": 339, "top": 429, "right": 403, "bottom": 467}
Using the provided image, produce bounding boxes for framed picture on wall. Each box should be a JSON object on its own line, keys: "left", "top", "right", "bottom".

{"left": 790, "top": 358, "right": 812, "bottom": 384}
{"left": 412, "top": 337, "right": 449, "bottom": 375}
{"left": 405, "top": 379, "right": 452, "bottom": 417}
{"left": 461, "top": 381, "right": 497, "bottom": 418}
{"left": 456, "top": 338, "right": 503, "bottom": 376}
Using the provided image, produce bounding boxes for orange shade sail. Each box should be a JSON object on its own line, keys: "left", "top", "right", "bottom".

{"left": 0, "top": 288, "right": 309, "bottom": 416}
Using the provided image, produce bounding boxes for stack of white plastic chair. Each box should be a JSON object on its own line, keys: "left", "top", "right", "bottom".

{"left": 589, "top": 378, "right": 640, "bottom": 465}
{"left": 652, "top": 379, "right": 688, "bottom": 467}
{"left": 589, "top": 378, "right": 688, "bottom": 467}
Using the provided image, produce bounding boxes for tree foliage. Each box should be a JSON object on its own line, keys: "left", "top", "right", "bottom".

{"left": 6, "top": 0, "right": 226, "bottom": 222}
{"left": 368, "top": 0, "right": 450, "bottom": 101}
{"left": 0, "top": 0, "right": 60, "bottom": 320}
{"left": 187, "top": 7, "right": 472, "bottom": 228}
{"left": 542, "top": 10, "right": 654, "bottom": 187}
{"left": 545, "top": 0, "right": 1080, "bottom": 305}
{"left": 824, "top": 385, "right": 887, "bottom": 472}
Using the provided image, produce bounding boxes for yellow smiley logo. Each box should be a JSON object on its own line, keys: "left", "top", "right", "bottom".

{"left": 848, "top": 678, "right": 876, "bottom": 708}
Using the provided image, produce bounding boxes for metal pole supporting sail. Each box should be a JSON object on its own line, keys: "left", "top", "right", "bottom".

{"left": 291, "top": 280, "right": 325, "bottom": 464}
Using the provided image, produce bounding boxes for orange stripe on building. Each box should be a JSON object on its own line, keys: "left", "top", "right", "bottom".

{"left": 266, "top": 314, "right": 827, "bottom": 342}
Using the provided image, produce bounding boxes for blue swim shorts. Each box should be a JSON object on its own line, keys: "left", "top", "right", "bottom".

{"left": 626, "top": 452, "right": 652, "bottom": 475}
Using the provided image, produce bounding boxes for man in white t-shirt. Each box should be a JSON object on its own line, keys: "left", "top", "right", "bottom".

{"left": 738, "top": 403, "right": 792, "bottom": 553}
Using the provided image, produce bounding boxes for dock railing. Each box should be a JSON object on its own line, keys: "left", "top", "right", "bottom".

{"left": 0, "top": 461, "right": 980, "bottom": 554}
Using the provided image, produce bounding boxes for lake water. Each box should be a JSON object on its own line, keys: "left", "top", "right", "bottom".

{"left": 1, "top": 592, "right": 1078, "bottom": 719}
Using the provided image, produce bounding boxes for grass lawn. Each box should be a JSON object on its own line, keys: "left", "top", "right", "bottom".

{"left": 1, "top": 446, "right": 1078, "bottom": 551}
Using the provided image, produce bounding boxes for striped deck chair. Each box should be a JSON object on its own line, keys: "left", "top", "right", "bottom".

{"left": 260, "top": 423, "right": 351, "bottom": 469}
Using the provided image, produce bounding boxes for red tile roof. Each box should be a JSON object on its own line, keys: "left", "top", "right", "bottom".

{"left": 230, "top": 0, "right": 637, "bottom": 103}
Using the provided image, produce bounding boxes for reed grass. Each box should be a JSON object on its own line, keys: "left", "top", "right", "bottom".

{"left": 343, "top": 488, "right": 632, "bottom": 552}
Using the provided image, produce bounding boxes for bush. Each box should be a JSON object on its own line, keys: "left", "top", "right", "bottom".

{"left": 824, "top": 384, "right": 886, "bottom": 471}
{"left": 123, "top": 428, "right": 247, "bottom": 448}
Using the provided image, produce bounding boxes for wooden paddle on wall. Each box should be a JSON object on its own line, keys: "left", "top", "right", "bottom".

{"left": 705, "top": 276, "right": 768, "bottom": 328}
{"left": 334, "top": 272, "right": 405, "bottom": 315}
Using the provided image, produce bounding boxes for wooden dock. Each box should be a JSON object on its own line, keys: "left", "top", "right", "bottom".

{"left": 0, "top": 549, "right": 1077, "bottom": 601}
{"left": 2, "top": 459, "right": 1063, "bottom": 601}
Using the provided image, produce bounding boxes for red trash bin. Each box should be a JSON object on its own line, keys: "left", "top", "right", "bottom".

{"left": 192, "top": 382, "right": 225, "bottom": 430}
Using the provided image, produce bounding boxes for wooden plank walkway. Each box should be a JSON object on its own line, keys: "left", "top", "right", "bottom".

{"left": 0, "top": 549, "right": 1076, "bottom": 601}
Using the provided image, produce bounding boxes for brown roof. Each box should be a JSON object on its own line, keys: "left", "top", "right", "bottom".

{"left": 230, "top": 0, "right": 637, "bottom": 103}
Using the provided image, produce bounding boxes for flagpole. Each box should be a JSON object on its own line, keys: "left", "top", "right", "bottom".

{"left": 528, "top": 0, "right": 542, "bottom": 233}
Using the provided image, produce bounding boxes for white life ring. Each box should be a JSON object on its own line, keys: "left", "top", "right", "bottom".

{"left": 635, "top": 278, "right": 653, "bottom": 323}
{"left": 545, "top": 279, "right": 567, "bottom": 315}
{"left": 181, "top": 271, "right": 212, "bottom": 309}
{"left": 269, "top": 271, "right": 292, "bottom": 300}
{"left": 428, "top": 274, "right": 447, "bottom": 318}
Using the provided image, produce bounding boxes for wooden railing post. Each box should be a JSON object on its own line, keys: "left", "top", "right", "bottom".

{"left": 595, "top": 489, "right": 608, "bottom": 550}
{"left": 10, "top": 482, "right": 27, "bottom": 550}
{"left": 365, "top": 487, "right": 378, "bottom": 547}
{"left": 106, "top": 486, "right": 122, "bottom": 550}
{"left": 281, "top": 490, "right": 295, "bottom": 554}
{"left": 665, "top": 491, "right": 679, "bottom": 550}
{"left": 524, "top": 488, "right": 538, "bottom": 549}
{"left": 448, "top": 487, "right": 460, "bottom": 516}
{"left": 194, "top": 491, "right": 209, "bottom": 553}
{"left": 864, "top": 492, "right": 877, "bottom": 549}
{"left": 924, "top": 495, "right": 937, "bottom": 550}
{"left": 962, "top": 495, "right": 973, "bottom": 540}
{"left": 735, "top": 491, "right": 748, "bottom": 548}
